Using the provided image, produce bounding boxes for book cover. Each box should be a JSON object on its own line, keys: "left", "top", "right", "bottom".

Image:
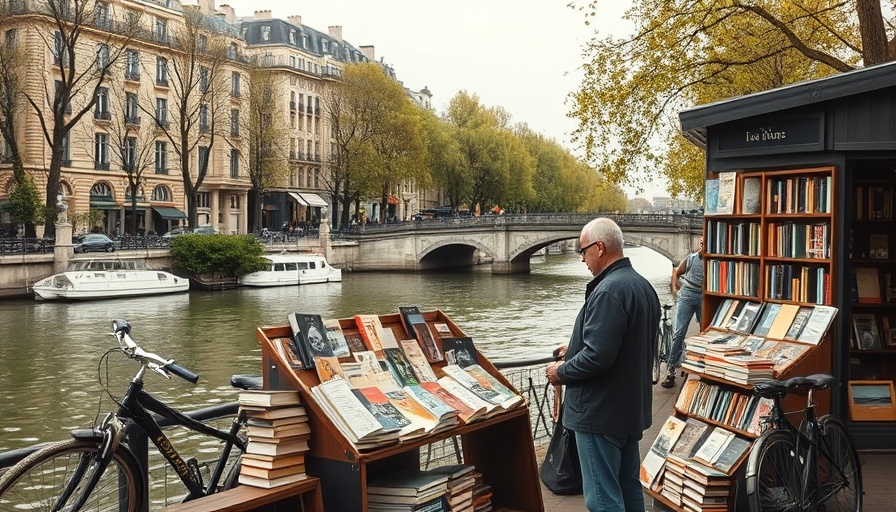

{"left": 314, "top": 355, "right": 345, "bottom": 383}
{"left": 239, "top": 462, "right": 305, "bottom": 480}
{"left": 399, "top": 338, "right": 439, "bottom": 382}
{"left": 322, "top": 318, "right": 351, "bottom": 358}
{"left": 441, "top": 337, "right": 479, "bottom": 368}
{"left": 367, "top": 469, "right": 450, "bottom": 497}
{"left": 741, "top": 177, "right": 761, "bottom": 214}
{"left": 693, "top": 428, "right": 735, "bottom": 466}
{"left": 403, "top": 384, "right": 461, "bottom": 423}
{"left": 310, "top": 378, "right": 385, "bottom": 443}
{"left": 246, "top": 421, "right": 310, "bottom": 439}
{"left": 344, "top": 333, "right": 367, "bottom": 353}
{"left": 723, "top": 300, "right": 746, "bottom": 331}
{"left": 238, "top": 472, "right": 307, "bottom": 488}
{"left": 712, "top": 437, "right": 751, "bottom": 474}
{"left": 380, "top": 385, "right": 441, "bottom": 434}
{"left": 710, "top": 299, "right": 734, "bottom": 328}
{"left": 287, "top": 313, "right": 314, "bottom": 369}
{"left": 435, "top": 376, "right": 498, "bottom": 418}
{"left": 399, "top": 306, "right": 444, "bottom": 362}
{"left": 352, "top": 385, "right": 412, "bottom": 433}
{"left": 783, "top": 306, "right": 814, "bottom": 341}
{"left": 238, "top": 390, "right": 301, "bottom": 408}
{"left": 715, "top": 171, "right": 737, "bottom": 214}
{"left": 704, "top": 179, "right": 719, "bottom": 215}
{"left": 732, "top": 301, "right": 762, "bottom": 334}
{"left": 869, "top": 234, "right": 889, "bottom": 259}
{"left": 243, "top": 405, "right": 306, "bottom": 421}
{"left": 244, "top": 438, "right": 309, "bottom": 457}
{"left": 766, "top": 303, "right": 800, "bottom": 340}
{"left": 240, "top": 452, "right": 305, "bottom": 470}
{"left": 751, "top": 303, "right": 781, "bottom": 337}
{"left": 463, "top": 364, "right": 523, "bottom": 409}
{"left": 420, "top": 381, "right": 485, "bottom": 424}
{"left": 855, "top": 267, "right": 882, "bottom": 303}
{"left": 274, "top": 337, "right": 305, "bottom": 371}
{"left": 355, "top": 314, "right": 386, "bottom": 353}
{"left": 383, "top": 347, "right": 421, "bottom": 387}
{"left": 669, "top": 417, "right": 712, "bottom": 459}
{"left": 852, "top": 313, "right": 882, "bottom": 350}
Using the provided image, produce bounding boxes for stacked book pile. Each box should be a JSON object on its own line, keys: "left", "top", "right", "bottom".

{"left": 660, "top": 454, "right": 687, "bottom": 506}
{"left": 237, "top": 390, "right": 310, "bottom": 488}
{"left": 428, "top": 464, "right": 476, "bottom": 511}
{"left": 681, "top": 460, "right": 729, "bottom": 512}
{"left": 470, "top": 470, "right": 493, "bottom": 512}
{"left": 367, "top": 469, "right": 450, "bottom": 511}
{"left": 720, "top": 353, "right": 775, "bottom": 384}
{"left": 701, "top": 345, "right": 748, "bottom": 380}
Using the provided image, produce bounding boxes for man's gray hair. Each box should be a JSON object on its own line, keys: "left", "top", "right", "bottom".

{"left": 582, "top": 217, "right": 624, "bottom": 253}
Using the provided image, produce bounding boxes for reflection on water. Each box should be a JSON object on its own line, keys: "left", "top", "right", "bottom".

{"left": 0, "top": 247, "right": 673, "bottom": 452}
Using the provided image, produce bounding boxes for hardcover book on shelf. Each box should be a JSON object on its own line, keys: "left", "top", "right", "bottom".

{"left": 239, "top": 462, "right": 306, "bottom": 481}
{"left": 692, "top": 428, "right": 735, "bottom": 467}
{"left": 855, "top": 267, "right": 882, "bottom": 303}
{"left": 869, "top": 234, "right": 889, "bottom": 259}
{"left": 310, "top": 377, "right": 394, "bottom": 449}
{"left": 238, "top": 390, "right": 301, "bottom": 408}
{"left": 783, "top": 306, "right": 814, "bottom": 341}
{"left": 398, "top": 306, "right": 444, "bottom": 363}
{"left": 244, "top": 437, "right": 309, "bottom": 457}
{"left": 367, "top": 469, "right": 450, "bottom": 501}
{"left": 344, "top": 333, "right": 367, "bottom": 353}
{"left": 669, "top": 417, "right": 713, "bottom": 459}
{"left": 765, "top": 303, "right": 800, "bottom": 340}
{"left": 639, "top": 416, "right": 686, "bottom": 487}
{"left": 704, "top": 179, "right": 719, "bottom": 215}
{"left": 243, "top": 405, "right": 307, "bottom": 422}
{"left": 741, "top": 176, "right": 761, "bottom": 214}
{"left": 238, "top": 472, "right": 307, "bottom": 489}
{"left": 711, "top": 436, "right": 751, "bottom": 474}
{"left": 241, "top": 452, "right": 306, "bottom": 470}
{"left": 314, "top": 355, "right": 345, "bottom": 383}
{"left": 289, "top": 313, "right": 335, "bottom": 369}
{"left": 355, "top": 314, "right": 401, "bottom": 355}
{"left": 751, "top": 303, "right": 781, "bottom": 337}
{"left": 246, "top": 421, "right": 311, "bottom": 439}
{"left": 752, "top": 341, "right": 811, "bottom": 374}
{"left": 732, "top": 301, "right": 762, "bottom": 334}
{"left": 715, "top": 171, "right": 737, "bottom": 215}
{"left": 796, "top": 305, "right": 838, "bottom": 345}
{"left": 709, "top": 299, "right": 734, "bottom": 329}
{"left": 322, "top": 318, "right": 351, "bottom": 358}
{"left": 852, "top": 314, "right": 882, "bottom": 350}
{"left": 442, "top": 337, "right": 479, "bottom": 368}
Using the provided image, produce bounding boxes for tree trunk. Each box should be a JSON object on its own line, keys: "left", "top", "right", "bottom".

{"left": 857, "top": 0, "right": 890, "bottom": 65}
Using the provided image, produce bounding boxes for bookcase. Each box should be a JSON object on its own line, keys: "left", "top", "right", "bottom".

{"left": 255, "top": 310, "right": 544, "bottom": 512}
{"left": 644, "top": 166, "right": 836, "bottom": 511}
{"left": 847, "top": 169, "right": 896, "bottom": 425}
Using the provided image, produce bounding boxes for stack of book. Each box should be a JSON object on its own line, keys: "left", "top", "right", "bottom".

{"left": 720, "top": 354, "right": 775, "bottom": 384}
{"left": 237, "top": 390, "right": 310, "bottom": 488}
{"left": 428, "top": 464, "right": 476, "bottom": 511}
{"left": 470, "top": 471, "right": 493, "bottom": 512}
{"left": 660, "top": 454, "right": 688, "bottom": 506}
{"left": 367, "top": 469, "right": 450, "bottom": 511}
{"left": 681, "top": 460, "right": 730, "bottom": 512}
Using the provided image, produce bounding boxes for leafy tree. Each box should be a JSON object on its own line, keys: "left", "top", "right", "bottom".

{"left": 169, "top": 234, "right": 268, "bottom": 278}
{"left": 3, "top": 175, "right": 44, "bottom": 233}
{"left": 70, "top": 208, "right": 105, "bottom": 234}
{"left": 570, "top": 0, "right": 891, "bottom": 198}
{"left": 17, "top": 0, "right": 139, "bottom": 237}
{"left": 144, "top": 7, "right": 233, "bottom": 228}
{"left": 246, "top": 60, "right": 288, "bottom": 233}
{"left": 420, "top": 110, "right": 466, "bottom": 209}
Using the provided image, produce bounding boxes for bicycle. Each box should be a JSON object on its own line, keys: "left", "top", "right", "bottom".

{"left": 652, "top": 303, "right": 674, "bottom": 384}
{"left": 745, "top": 373, "right": 862, "bottom": 512}
{"left": 0, "top": 319, "right": 256, "bottom": 511}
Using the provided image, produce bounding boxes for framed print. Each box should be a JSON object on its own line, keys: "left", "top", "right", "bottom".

{"left": 847, "top": 380, "right": 896, "bottom": 421}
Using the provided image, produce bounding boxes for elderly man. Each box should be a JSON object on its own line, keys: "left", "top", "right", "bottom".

{"left": 546, "top": 217, "right": 660, "bottom": 511}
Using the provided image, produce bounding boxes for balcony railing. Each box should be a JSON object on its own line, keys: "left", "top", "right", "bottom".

{"left": 125, "top": 116, "right": 141, "bottom": 126}
{"left": 93, "top": 110, "right": 111, "bottom": 121}
{"left": 124, "top": 71, "right": 140, "bottom": 82}
{"left": 94, "top": 161, "right": 110, "bottom": 171}
{"left": 156, "top": 119, "right": 169, "bottom": 129}
{"left": 156, "top": 78, "right": 168, "bottom": 87}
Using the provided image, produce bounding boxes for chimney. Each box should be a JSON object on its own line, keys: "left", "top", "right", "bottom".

{"left": 360, "top": 45, "right": 375, "bottom": 62}
{"left": 218, "top": 4, "right": 235, "bottom": 24}
{"left": 287, "top": 15, "right": 302, "bottom": 27}
{"left": 196, "top": 0, "right": 214, "bottom": 15}
{"left": 328, "top": 25, "right": 342, "bottom": 41}
{"left": 254, "top": 10, "right": 272, "bottom": 20}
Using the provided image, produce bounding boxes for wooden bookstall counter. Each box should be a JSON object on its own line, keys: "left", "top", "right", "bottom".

{"left": 256, "top": 310, "right": 545, "bottom": 512}
{"left": 158, "top": 477, "right": 323, "bottom": 512}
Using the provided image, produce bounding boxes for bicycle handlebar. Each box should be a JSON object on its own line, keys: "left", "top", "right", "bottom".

{"left": 111, "top": 319, "right": 200, "bottom": 385}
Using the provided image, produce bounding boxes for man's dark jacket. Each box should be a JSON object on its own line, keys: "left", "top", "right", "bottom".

{"left": 558, "top": 257, "right": 660, "bottom": 437}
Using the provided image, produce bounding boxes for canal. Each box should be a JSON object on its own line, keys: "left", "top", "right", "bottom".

{"left": 0, "top": 248, "right": 675, "bottom": 453}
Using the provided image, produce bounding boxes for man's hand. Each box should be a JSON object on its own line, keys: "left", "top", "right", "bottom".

{"left": 546, "top": 361, "right": 563, "bottom": 385}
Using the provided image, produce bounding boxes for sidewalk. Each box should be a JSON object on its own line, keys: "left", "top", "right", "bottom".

{"left": 538, "top": 377, "right": 895, "bottom": 511}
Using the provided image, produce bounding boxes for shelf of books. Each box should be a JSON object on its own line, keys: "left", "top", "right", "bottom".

{"left": 643, "top": 166, "right": 838, "bottom": 511}
{"left": 848, "top": 175, "right": 896, "bottom": 430}
{"left": 254, "top": 308, "right": 544, "bottom": 512}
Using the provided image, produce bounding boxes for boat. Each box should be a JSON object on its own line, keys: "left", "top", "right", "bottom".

{"left": 239, "top": 253, "right": 343, "bottom": 287}
{"left": 31, "top": 258, "right": 189, "bottom": 300}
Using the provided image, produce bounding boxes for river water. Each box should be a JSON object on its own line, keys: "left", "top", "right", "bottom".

{"left": 0, "top": 248, "right": 674, "bottom": 453}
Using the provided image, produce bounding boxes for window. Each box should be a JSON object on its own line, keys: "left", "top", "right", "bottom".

{"left": 199, "top": 66, "right": 208, "bottom": 93}
{"left": 60, "top": 134, "right": 70, "bottom": 166}
{"left": 94, "top": 87, "right": 109, "bottom": 120}
{"left": 228, "top": 42, "right": 237, "bottom": 60}
{"left": 152, "top": 185, "right": 170, "bottom": 201}
{"left": 197, "top": 146, "right": 208, "bottom": 171}
{"left": 290, "top": 55, "right": 296, "bottom": 68}
{"left": 95, "top": 2, "right": 109, "bottom": 28}
{"left": 4, "top": 29, "right": 16, "bottom": 48}
{"left": 260, "top": 25, "right": 270, "bottom": 41}
{"left": 125, "top": 49, "right": 140, "bottom": 80}
{"left": 53, "top": 31, "right": 69, "bottom": 66}
{"left": 156, "top": 56, "right": 168, "bottom": 86}
{"left": 198, "top": 34, "right": 208, "bottom": 52}
{"left": 231, "top": 71, "right": 240, "bottom": 97}
{"left": 54, "top": 80, "right": 71, "bottom": 115}
{"left": 196, "top": 192, "right": 210, "bottom": 208}
{"left": 154, "top": 141, "right": 167, "bottom": 174}
{"left": 96, "top": 43, "right": 109, "bottom": 71}
{"left": 322, "top": 40, "right": 328, "bottom": 53}
{"left": 125, "top": 93, "right": 139, "bottom": 124}
{"left": 288, "top": 29, "right": 296, "bottom": 45}
{"left": 124, "top": 137, "right": 136, "bottom": 169}
{"left": 154, "top": 18, "right": 167, "bottom": 43}
{"left": 155, "top": 97, "right": 167, "bottom": 127}
{"left": 230, "top": 109, "right": 239, "bottom": 137}
{"left": 91, "top": 183, "right": 112, "bottom": 197}
{"left": 230, "top": 195, "right": 240, "bottom": 209}
{"left": 302, "top": 34, "right": 309, "bottom": 48}
{"left": 94, "top": 133, "right": 109, "bottom": 170}
{"left": 199, "top": 103, "right": 208, "bottom": 132}
{"left": 230, "top": 150, "right": 239, "bottom": 178}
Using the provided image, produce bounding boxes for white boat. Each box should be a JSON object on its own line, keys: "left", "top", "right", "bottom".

{"left": 31, "top": 258, "right": 189, "bottom": 300}
{"left": 239, "top": 253, "right": 342, "bottom": 287}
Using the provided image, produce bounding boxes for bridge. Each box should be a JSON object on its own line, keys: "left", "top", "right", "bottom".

{"left": 335, "top": 213, "right": 703, "bottom": 274}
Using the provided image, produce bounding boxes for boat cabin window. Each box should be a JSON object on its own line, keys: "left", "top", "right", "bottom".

{"left": 285, "top": 263, "right": 297, "bottom": 271}
{"left": 274, "top": 263, "right": 286, "bottom": 271}
{"left": 297, "top": 262, "right": 309, "bottom": 270}
{"left": 309, "top": 262, "right": 316, "bottom": 269}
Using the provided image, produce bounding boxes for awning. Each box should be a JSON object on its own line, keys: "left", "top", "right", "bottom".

{"left": 288, "top": 192, "right": 308, "bottom": 206}
{"left": 387, "top": 195, "right": 399, "bottom": 205}
{"left": 299, "top": 193, "right": 328, "bottom": 208}
{"left": 89, "top": 199, "right": 121, "bottom": 210}
{"left": 152, "top": 206, "right": 188, "bottom": 219}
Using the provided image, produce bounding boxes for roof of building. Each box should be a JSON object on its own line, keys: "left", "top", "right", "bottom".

{"left": 237, "top": 18, "right": 369, "bottom": 64}
{"left": 679, "top": 60, "right": 896, "bottom": 148}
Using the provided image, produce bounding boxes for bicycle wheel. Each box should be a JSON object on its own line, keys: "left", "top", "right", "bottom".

{"left": 813, "top": 416, "right": 862, "bottom": 512}
{"left": 0, "top": 439, "right": 143, "bottom": 512}
{"left": 746, "top": 431, "right": 801, "bottom": 512}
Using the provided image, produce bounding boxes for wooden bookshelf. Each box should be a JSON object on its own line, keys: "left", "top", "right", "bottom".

{"left": 158, "top": 478, "right": 323, "bottom": 512}
{"left": 645, "top": 166, "right": 836, "bottom": 511}
{"left": 256, "top": 310, "right": 544, "bottom": 512}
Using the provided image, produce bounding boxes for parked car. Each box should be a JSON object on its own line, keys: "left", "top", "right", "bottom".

{"left": 161, "top": 226, "right": 218, "bottom": 239}
{"left": 73, "top": 233, "right": 116, "bottom": 253}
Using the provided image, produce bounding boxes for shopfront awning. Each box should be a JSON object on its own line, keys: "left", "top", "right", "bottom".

{"left": 288, "top": 192, "right": 308, "bottom": 206}
{"left": 89, "top": 199, "right": 121, "bottom": 210}
{"left": 152, "top": 206, "right": 188, "bottom": 219}
{"left": 299, "top": 193, "right": 328, "bottom": 208}
{"left": 387, "top": 195, "right": 399, "bottom": 205}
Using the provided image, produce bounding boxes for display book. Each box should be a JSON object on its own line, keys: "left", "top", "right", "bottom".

{"left": 265, "top": 308, "right": 525, "bottom": 452}
{"left": 365, "top": 463, "right": 485, "bottom": 512}
{"left": 641, "top": 298, "right": 839, "bottom": 511}
{"left": 237, "top": 389, "right": 310, "bottom": 488}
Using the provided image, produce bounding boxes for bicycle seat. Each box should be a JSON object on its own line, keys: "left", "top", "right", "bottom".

{"left": 753, "top": 374, "right": 835, "bottom": 399}
{"left": 230, "top": 374, "right": 263, "bottom": 390}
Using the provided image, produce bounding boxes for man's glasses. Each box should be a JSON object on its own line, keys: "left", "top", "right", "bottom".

{"left": 576, "top": 241, "right": 599, "bottom": 255}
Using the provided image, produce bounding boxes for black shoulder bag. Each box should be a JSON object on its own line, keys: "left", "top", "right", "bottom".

{"left": 539, "top": 396, "right": 583, "bottom": 495}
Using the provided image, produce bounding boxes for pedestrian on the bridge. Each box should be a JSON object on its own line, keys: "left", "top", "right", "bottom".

{"left": 546, "top": 217, "right": 660, "bottom": 512}
{"left": 662, "top": 237, "right": 704, "bottom": 389}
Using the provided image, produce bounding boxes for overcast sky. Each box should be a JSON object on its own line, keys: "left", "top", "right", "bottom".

{"left": 219, "top": 1, "right": 662, "bottom": 197}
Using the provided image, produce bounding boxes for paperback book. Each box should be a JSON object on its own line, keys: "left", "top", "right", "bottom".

{"left": 398, "top": 306, "right": 444, "bottom": 363}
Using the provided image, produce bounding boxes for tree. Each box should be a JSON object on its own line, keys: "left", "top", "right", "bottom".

{"left": 18, "top": 0, "right": 139, "bottom": 237}
{"left": 146, "top": 7, "right": 233, "bottom": 228}
{"left": 420, "top": 110, "right": 466, "bottom": 209}
{"left": 570, "top": 0, "right": 891, "bottom": 197}
{"left": 245, "top": 60, "right": 288, "bottom": 233}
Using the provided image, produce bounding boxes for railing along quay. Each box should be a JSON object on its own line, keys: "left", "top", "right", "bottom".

{"left": 0, "top": 358, "right": 556, "bottom": 507}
